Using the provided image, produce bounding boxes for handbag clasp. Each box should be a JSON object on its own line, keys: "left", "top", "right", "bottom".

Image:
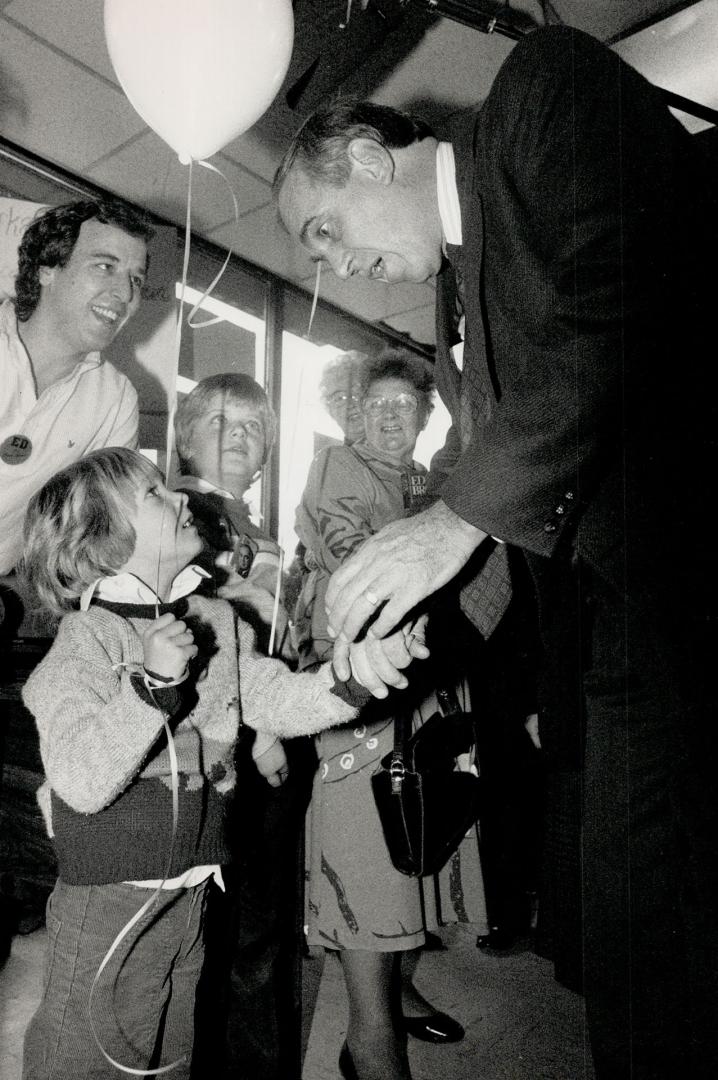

{"left": 389, "top": 754, "right": 405, "bottom": 794}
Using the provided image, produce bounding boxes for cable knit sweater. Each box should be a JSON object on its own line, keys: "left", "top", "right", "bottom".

{"left": 22, "top": 593, "right": 367, "bottom": 885}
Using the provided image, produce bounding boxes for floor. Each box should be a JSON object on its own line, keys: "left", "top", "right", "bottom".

{"left": 1, "top": 922, "right": 596, "bottom": 1080}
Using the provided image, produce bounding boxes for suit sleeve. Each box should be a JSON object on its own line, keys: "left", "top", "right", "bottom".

{"left": 440, "top": 27, "right": 676, "bottom": 556}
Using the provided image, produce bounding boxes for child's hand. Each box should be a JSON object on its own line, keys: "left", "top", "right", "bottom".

{"left": 253, "top": 738, "right": 289, "bottom": 787}
{"left": 143, "top": 612, "right": 198, "bottom": 681}
{"left": 346, "top": 619, "right": 430, "bottom": 699}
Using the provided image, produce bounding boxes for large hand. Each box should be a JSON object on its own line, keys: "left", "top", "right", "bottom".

{"left": 346, "top": 618, "right": 431, "bottom": 699}
{"left": 325, "top": 500, "right": 485, "bottom": 666}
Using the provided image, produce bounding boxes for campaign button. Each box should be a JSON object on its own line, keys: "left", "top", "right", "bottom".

{"left": 0, "top": 434, "right": 32, "bottom": 464}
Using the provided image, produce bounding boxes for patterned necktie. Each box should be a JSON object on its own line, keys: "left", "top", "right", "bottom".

{"left": 444, "top": 243, "right": 512, "bottom": 638}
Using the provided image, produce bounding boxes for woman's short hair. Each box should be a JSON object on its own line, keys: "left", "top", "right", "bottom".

{"left": 174, "top": 373, "right": 278, "bottom": 474}
{"left": 360, "top": 348, "right": 435, "bottom": 422}
{"left": 22, "top": 448, "right": 160, "bottom": 615}
{"left": 273, "top": 100, "right": 434, "bottom": 194}
{"left": 15, "top": 199, "right": 154, "bottom": 322}
{"left": 318, "top": 350, "right": 368, "bottom": 404}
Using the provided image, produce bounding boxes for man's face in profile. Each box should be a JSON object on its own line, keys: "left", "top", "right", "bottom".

{"left": 277, "top": 159, "right": 443, "bottom": 286}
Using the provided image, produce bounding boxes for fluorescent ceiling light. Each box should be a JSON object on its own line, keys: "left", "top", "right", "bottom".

{"left": 613, "top": 0, "right": 718, "bottom": 133}
{"left": 176, "top": 375, "right": 198, "bottom": 394}
{"left": 175, "top": 282, "right": 264, "bottom": 336}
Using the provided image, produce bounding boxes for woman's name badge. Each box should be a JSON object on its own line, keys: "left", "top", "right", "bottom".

{"left": 402, "top": 472, "right": 427, "bottom": 509}
{"left": 0, "top": 434, "right": 32, "bottom": 465}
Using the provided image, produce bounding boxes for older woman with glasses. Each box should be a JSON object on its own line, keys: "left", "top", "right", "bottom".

{"left": 318, "top": 350, "right": 368, "bottom": 445}
{"left": 295, "top": 349, "right": 484, "bottom": 1080}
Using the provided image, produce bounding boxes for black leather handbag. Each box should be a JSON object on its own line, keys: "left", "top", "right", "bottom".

{"left": 371, "top": 688, "right": 482, "bottom": 877}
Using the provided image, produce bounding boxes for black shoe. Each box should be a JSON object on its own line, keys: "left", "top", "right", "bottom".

{"left": 402, "top": 1012, "right": 465, "bottom": 1044}
{"left": 423, "top": 931, "right": 446, "bottom": 951}
{"left": 339, "top": 1042, "right": 359, "bottom": 1080}
{"left": 476, "top": 926, "right": 516, "bottom": 952}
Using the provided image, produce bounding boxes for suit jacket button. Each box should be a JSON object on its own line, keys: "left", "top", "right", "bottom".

{"left": 555, "top": 504, "right": 565, "bottom": 515}
{"left": 564, "top": 490, "right": 575, "bottom": 501}
{"left": 543, "top": 521, "right": 558, "bottom": 533}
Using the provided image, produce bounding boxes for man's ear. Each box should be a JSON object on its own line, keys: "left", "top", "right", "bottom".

{"left": 347, "top": 138, "right": 395, "bottom": 185}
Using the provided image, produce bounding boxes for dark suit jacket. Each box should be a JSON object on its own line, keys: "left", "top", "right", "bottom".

{"left": 432, "top": 27, "right": 718, "bottom": 645}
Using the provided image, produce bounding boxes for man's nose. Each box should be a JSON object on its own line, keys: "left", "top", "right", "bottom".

{"left": 112, "top": 273, "right": 134, "bottom": 304}
{"left": 329, "top": 248, "right": 352, "bottom": 280}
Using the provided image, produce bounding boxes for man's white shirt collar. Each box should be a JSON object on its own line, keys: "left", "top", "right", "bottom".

{"left": 436, "top": 142, "right": 466, "bottom": 371}
{"left": 436, "top": 142, "right": 463, "bottom": 250}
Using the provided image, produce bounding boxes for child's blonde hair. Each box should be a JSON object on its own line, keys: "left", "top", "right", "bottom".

{"left": 22, "top": 447, "right": 161, "bottom": 614}
{"left": 175, "top": 373, "right": 277, "bottom": 475}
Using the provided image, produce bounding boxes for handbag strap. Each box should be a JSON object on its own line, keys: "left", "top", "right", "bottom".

{"left": 394, "top": 684, "right": 460, "bottom": 757}
{"left": 392, "top": 707, "right": 413, "bottom": 756}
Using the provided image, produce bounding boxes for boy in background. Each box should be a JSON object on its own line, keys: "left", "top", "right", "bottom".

{"left": 174, "top": 375, "right": 307, "bottom": 1079}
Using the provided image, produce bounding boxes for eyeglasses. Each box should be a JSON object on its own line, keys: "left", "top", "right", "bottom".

{"left": 326, "top": 391, "right": 361, "bottom": 407}
{"left": 362, "top": 393, "right": 419, "bottom": 417}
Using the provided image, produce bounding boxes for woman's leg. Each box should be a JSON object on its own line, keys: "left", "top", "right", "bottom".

{"left": 339, "top": 950, "right": 411, "bottom": 1080}
{"left": 399, "top": 950, "right": 464, "bottom": 1043}
{"left": 399, "top": 949, "right": 436, "bottom": 1016}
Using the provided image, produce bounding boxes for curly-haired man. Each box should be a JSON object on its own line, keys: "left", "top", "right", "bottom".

{"left": 0, "top": 199, "right": 153, "bottom": 577}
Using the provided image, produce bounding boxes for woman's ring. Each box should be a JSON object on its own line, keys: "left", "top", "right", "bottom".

{"left": 365, "top": 589, "right": 379, "bottom": 607}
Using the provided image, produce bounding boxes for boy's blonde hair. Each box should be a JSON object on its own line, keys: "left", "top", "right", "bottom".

{"left": 22, "top": 447, "right": 160, "bottom": 615}
{"left": 175, "top": 373, "right": 277, "bottom": 475}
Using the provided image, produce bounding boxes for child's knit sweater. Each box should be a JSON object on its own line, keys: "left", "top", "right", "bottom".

{"left": 22, "top": 593, "right": 366, "bottom": 885}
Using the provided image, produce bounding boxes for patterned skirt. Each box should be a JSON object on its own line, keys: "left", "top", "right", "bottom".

{"left": 305, "top": 684, "right": 488, "bottom": 952}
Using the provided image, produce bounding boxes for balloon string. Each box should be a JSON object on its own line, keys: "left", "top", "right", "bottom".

{"left": 306, "top": 261, "right": 321, "bottom": 339}
{"left": 186, "top": 159, "right": 237, "bottom": 329}
{"left": 267, "top": 548, "right": 285, "bottom": 657}
{"left": 88, "top": 696, "right": 184, "bottom": 1075}
{"left": 164, "top": 159, "right": 194, "bottom": 484}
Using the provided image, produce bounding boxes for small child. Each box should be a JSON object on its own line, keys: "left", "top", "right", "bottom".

{"left": 174, "top": 372, "right": 290, "bottom": 786}
{"left": 19, "top": 447, "right": 417, "bottom": 1080}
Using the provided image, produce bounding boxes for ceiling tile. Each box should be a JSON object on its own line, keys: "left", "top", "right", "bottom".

{"left": 222, "top": 123, "right": 292, "bottom": 185}
{"left": 86, "top": 131, "right": 271, "bottom": 232}
{"left": 0, "top": 19, "right": 144, "bottom": 170}
{"left": 4, "top": 0, "right": 116, "bottom": 82}
{"left": 371, "top": 18, "right": 514, "bottom": 121}
{"left": 209, "top": 202, "right": 315, "bottom": 280}
{"left": 614, "top": 0, "right": 718, "bottom": 133}
{"left": 382, "top": 305, "right": 437, "bottom": 348}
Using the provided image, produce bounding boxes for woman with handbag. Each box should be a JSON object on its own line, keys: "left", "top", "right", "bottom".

{"left": 295, "top": 349, "right": 485, "bottom": 1080}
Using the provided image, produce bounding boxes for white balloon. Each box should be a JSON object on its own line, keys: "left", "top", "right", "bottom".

{"left": 104, "top": 0, "right": 294, "bottom": 162}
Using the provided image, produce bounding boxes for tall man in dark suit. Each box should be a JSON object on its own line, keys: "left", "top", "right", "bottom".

{"left": 274, "top": 26, "right": 718, "bottom": 1080}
